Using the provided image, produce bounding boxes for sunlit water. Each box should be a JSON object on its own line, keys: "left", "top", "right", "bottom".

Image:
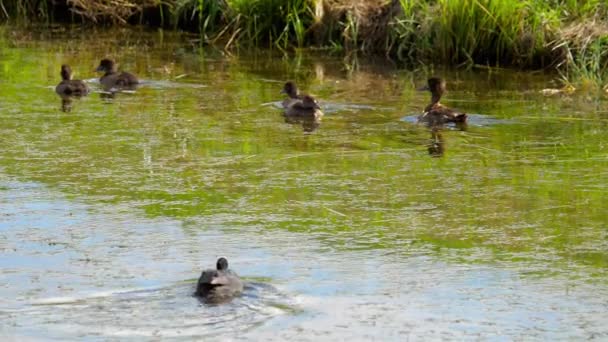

{"left": 1, "top": 26, "right": 607, "bottom": 340}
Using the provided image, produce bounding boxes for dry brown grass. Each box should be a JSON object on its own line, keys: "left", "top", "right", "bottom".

{"left": 559, "top": 18, "right": 608, "bottom": 49}
{"left": 313, "top": 0, "right": 400, "bottom": 51}
{"left": 67, "top": 0, "right": 160, "bottom": 23}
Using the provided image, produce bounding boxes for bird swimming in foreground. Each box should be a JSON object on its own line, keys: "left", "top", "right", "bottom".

{"left": 281, "top": 81, "right": 323, "bottom": 119}
{"left": 55, "top": 64, "right": 89, "bottom": 97}
{"left": 95, "top": 58, "right": 139, "bottom": 90}
{"left": 195, "top": 257, "right": 244, "bottom": 304}
{"left": 418, "top": 77, "right": 467, "bottom": 126}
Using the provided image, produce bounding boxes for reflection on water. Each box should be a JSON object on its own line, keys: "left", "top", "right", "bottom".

{"left": 428, "top": 129, "right": 444, "bottom": 157}
{"left": 59, "top": 95, "right": 74, "bottom": 112}
{"left": 283, "top": 113, "right": 322, "bottom": 133}
{"left": 1, "top": 26, "right": 608, "bottom": 340}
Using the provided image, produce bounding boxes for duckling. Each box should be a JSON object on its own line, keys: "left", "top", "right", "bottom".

{"left": 281, "top": 81, "right": 316, "bottom": 107}
{"left": 284, "top": 95, "right": 324, "bottom": 119}
{"left": 281, "top": 82, "right": 324, "bottom": 118}
{"left": 195, "top": 257, "right": 243, "bottom": 303}
{"left": 95, "top": 59, "right": 139, "bottom": 90}
{"left": 418, "top": 77, "right": 467, "bottom": 126}
{"left": 55, "top": 64, "right": 89, "bottom": 97}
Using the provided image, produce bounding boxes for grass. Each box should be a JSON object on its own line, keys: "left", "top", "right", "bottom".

{"left": 1, "top": 0, "right": 608, "bottom": 88}
{"left": 555, "top": 17, "right": 608, "bottom": 90}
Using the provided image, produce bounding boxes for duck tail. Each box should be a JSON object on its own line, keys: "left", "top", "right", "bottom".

{"left": 453, "top": 112, "right": 467, "bottom": 123}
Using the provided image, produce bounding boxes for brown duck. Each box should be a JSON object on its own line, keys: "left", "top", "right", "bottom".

{"left": 55, "top": 65, "right": 89, "bottom": 96}
{"left": 195, "top": 257, "right": 244, "bottom": 304}
{"left": 281, "top": 82, "right": 323, "bottom": 119}
{"left": 95, "top": 59, "right": 139, "bottom": 89}
{"left": 418, "top": 77, "right": 467, "bottom": 125}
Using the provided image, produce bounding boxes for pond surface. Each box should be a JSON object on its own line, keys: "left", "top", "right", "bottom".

{"left": 1, "top": 26, "right": 607, "bottom": 340}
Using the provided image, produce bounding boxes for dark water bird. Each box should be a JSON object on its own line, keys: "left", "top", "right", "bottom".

{"left": 418, "top": 77, "right": 467, "bottom": 126}
{"left": 281, "top": 82, "right": 324, "bottom": 119}
{"left": 55, "top": 64, "right": 89, "bottom": 97}
{"left": 95, "top": 58, "right": 139, "bottom": 90}
{"left": 195, "top": 257, "right": 244, "bottom": 303}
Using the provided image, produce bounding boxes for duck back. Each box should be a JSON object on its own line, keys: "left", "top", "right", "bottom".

{"left": 100, "top": 71, "right": 139, "bottom": 89}
{"left": 195, "top": 258, "right": 243, "bottom": 303}
{"left": 55, "top": 80, "right": 89, "bottom": 97}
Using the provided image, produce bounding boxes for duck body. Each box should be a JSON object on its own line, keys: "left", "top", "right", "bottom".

{"left": 55, "top": 65, "right": 89, "bottom": 97}
{"left": 284, "top": 95, "right": 324, "bottom": 119}
{"left": 418, "top": 77, "right": 467, "bottom": 126}
{"left": 195, "top": 257, "right": 243, "bottom": 303}
{"left": 421, "top": 102, "right": 467, "bottom": 126}
{"left": 96, "top": 59, "right": 139, "bottom": 90}
{"left": 281, "top": 82, "right": 324, "bottom": 118}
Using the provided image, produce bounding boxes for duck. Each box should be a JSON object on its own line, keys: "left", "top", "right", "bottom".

{"left": 95, "top": 59, "right": 139, "bottom": 90}
{"left": 55, "top": 64, "right": 89, "bottom": 97}
{"left": 281, "top": 82, "right": 324, "bottom": 119}
{"left": 195, "top": 257, "right": 244, "bottom": 303}
{"left": 418, "top": 77, "right": 467, "bottom": 126}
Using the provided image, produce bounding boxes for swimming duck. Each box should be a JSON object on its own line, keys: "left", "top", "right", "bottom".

{"left": 281, "top": 82, "right": 324, "bottom": 119}
{"left": 281, "top": 82, "right": 315, "bottom": 107}
{"left": 418, "top": 77, "right": 467, "bottom": 126}
{"left": 95, "top": 59, "right": 139, "bottom": 89}
{"left": 55, "top": 64, "right": 89, "bottom": 96}
{"left": 284, "top": 95, "right": 324, "bottom": 119}
{"left": 195, "top": 257, "right": 244, "bottom": 303}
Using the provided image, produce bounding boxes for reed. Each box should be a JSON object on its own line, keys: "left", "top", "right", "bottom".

{"left": 1, "top": 0, "right": 607, "bottom": 87}
{"left": 225, "top": 0, "right": 312, "bottom": 48}
{"left": 558, "top": 25, "right": 608, "bottom": 90}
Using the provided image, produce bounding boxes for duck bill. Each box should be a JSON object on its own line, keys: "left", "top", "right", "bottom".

{"left": 417, "top": 85, "right": 430, "bottom": 91}
{"left": 95, "top": 65, "right": 104, "bottom": 72}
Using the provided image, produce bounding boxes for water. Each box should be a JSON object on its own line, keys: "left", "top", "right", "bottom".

{"left": 1, "top": 26, "right": 607, "bottom": 340}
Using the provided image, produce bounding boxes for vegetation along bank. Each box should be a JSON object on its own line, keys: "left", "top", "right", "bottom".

{"left": 2, "top": 0, "right": 608, "bottom": 88}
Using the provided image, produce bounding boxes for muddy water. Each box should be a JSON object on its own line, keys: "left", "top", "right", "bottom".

{"left": 1, "top": 27, "right": 607, "bottom": 340}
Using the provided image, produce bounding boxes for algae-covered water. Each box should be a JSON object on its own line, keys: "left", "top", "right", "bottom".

{"left": 1, "top": 27, "right": 607, "bottom": 340}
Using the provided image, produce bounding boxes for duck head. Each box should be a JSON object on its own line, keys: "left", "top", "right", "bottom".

{"left": 198, "top": 257, "right": 230, "bottom": 285}
{"left": 60, "top": 64, "right": 72, "bottom": 81}
{"left": 281, "top": 81, "right": 299, "bottom": 98}
{"left": 419, "top": 77, "right": 446, "bottom": 103}
{"left": 96, "top": 59, "right": 116, "bottom": 73}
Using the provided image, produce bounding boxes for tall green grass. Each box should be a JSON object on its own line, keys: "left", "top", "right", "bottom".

{"left": 559, "top": 33, "right": 608, "bottom": 90}
{"left": 225, "top": 0, "right": 311, "bottom": 49}
{"left": 1, "top": 0, "right": 607, "bottom": 88}
{"left": 168, "top": 0, "right": 225, "bottom": 40}
{"left": 1, "top": 0, "right": 50, "bottom": 23}
{"left": 389, "top": 0, "right": 562, "bottom": 67}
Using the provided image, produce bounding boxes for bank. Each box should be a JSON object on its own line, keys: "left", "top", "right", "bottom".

{"left": 2, "top": 0, "right": 607, "bottom": 88}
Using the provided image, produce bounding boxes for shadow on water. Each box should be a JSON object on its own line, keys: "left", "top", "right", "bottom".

{"left": 282, "top": 112, "right": 321, "bottom": 133}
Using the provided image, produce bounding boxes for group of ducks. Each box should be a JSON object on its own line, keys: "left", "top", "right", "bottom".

{"left": 280, "top": 77, "right": 467, "bottom": 127}
{"left": 55, "top": 58, "right": 139, "bottom": 96}
{"left": 195, "top": 81, "right": 468, "bottom": 303}
{"left": 56, "top": 62, "right": 468, "bottom": 303}
{"left": 55, "top": 59, "right": 467, "bottom": 127}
